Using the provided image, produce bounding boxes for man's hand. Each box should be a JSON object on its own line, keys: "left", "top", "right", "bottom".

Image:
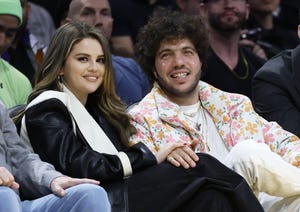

{"left": 166, "top": 145, "right": 199, "bottom": 169}
{"left": 50, "top": 176, "right": 100, "bottom": 197}
{"left": 0, "top": 167, "right": 19, "bottom": 190}
{"left": 155, "top": 142, "right": 186, "bottom": 164}
{"left": 239, "top": 39, "right": 267, "bottom": 60}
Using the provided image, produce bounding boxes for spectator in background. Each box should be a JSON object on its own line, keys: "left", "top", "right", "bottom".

{"left": 199, "top": 0, "right": 265, "bottom": 99}
{"left": 175, "top": 0, "right": 203, "bottom": 15}
{"left": 130, "top": 8, "right": 300, "bottom": 211}
{"left": 252, "top": 12, "right": 300, "bottom": 138}
{"left": 0, "top": 0, "right": 31, "bottom": 108}
{"left": 27, "top": 1, "right": 56, "bottom": 48}
{"left": 278, "top": 0, "right": 300, "bottom": 31}
{"left": 29, "top": 0, "right": 71, "bottom": 28}
{"left": 2, "top": 0, "right": 54, "bottom": 82}
{"left": 65, "top": 0, "right": 151, "bottom": 106}
{"left": 108, "top": 0, "right": 176, "bottom": 58}
{"left": 245, "top": 0, "right": 299, "bottom": 58}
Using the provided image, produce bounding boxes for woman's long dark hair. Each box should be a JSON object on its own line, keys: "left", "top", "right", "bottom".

{"left": 16, "top": 22, "right": 135, "bottom": 145}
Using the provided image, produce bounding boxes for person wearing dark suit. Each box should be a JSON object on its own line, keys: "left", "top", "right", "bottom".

{"left": 252, "top": 21, "right": 300, "bottom": 137}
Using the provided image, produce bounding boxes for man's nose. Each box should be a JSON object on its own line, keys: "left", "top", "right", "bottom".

{"left": 0, "top": 32, "right": 6, "bottom": 48}
{"left": 173, "top": 53, "right": 185, "bottom": 67}
{"left": 94, "top": 13, "right": 103, "bottom": 26}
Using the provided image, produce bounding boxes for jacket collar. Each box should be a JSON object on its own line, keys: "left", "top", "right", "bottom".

{"left": 291, "top": 45, "right": 300, "bottom": 95}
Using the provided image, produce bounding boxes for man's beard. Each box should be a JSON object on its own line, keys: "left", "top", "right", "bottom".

{"left": 208, "top": 11, "right": 247, "bottom": 33}
{"left": 156, "top": 70, "right": 201, "bottom": 100}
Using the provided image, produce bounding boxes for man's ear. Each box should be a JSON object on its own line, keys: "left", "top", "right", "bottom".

{"left": 61, "top": 17, "right": 72, "bottom": 26}
{"left": 298, "top": 25, "right": 300, "bottom": 39}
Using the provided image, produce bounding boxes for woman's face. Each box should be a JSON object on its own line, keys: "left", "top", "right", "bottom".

{"left": 60, "top": 37, "right": 105, "bottom": 104}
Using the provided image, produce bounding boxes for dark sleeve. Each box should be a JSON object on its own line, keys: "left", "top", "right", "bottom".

{"left": 252, "top": 57, "right": 300, "bottom": 137}
{"left": 25, "top": 99, "right": 157, "bottom": 182}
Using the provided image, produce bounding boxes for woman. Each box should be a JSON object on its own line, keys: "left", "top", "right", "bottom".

{"left": 18, "top": 22, "right": 263, "bottom": 212}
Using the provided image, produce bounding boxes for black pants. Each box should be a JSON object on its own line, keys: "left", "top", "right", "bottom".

{"left": 127, "top": 153, "right": 263, "bottom": 212}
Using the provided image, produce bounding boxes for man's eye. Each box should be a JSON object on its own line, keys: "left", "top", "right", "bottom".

{"left": 184, "top": 51, "right": 193, "bottom": 55}
{"left": 161, "top": 53, "right": 171, "bottom": 59}
{"left": 0, "top": 26, "right": 17, "bottom": 39}
{"left": 5, "top": 31, "right": 16, "bottom": 38}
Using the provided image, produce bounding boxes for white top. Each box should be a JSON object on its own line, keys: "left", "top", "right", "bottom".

{"left": 180, "top": 102, "right": 229, "bottom": 161}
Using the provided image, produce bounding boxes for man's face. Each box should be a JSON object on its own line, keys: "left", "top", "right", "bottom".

{"left": 69, "top": 0, "right": 113, "bottom": 39}
{"left": 177, "top": 0, "right": 202, "bottom": 15}
{"left": 154, "top": 38, "right": 202, "bottom": 104}
{"left": 248, "top": 0, "right": 280, "bottom": 14}
{"left": 204, "top": 0, "right": 249, "bottom": 32}
{"left": 0, "top": 15, "right": 19, "bottom": 55}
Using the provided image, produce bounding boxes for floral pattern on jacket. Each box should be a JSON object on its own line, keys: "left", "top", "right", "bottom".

{"left": 129, "top": 81, "right": 300, "bottom": 167}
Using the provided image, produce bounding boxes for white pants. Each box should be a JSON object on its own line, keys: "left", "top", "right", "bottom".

{"left": 224, "top": 140, "right": 300, "bottom": 212}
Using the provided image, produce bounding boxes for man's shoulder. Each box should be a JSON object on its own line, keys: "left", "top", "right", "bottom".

{"left": 0, "top": 59, "right": 31, "bottom": 83}
{"left": 112, "top": 55, "right": 139, "bottom": 70}
{"left": 254, "top": 48, "right": 294, "bottom": 80}
{"left": 199, "top": 80, "right": 250, "bottom": 106}
{"left": 128, "top": 91, "right": 156, "bottom": 115}
{"left": 112, "top": 55, "right": 142, "bottom": 79}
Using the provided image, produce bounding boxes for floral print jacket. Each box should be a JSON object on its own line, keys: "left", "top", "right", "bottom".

{"left": 129, "top": 81, "right": 300, "bottom": 167}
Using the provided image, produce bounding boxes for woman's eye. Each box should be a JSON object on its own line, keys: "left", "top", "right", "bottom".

{"left": 78, "top": 57, "right": 88, "bottom": 62}
{"left": 97, "top": 57, "right": 105, "bottom": 64}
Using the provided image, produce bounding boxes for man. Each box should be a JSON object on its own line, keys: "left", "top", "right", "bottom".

{"left": 0, "top": 0, "right": 32, "bottom": 108}
{"left": 245, "top": 0, "right": 299, "bottom": 58}
{"left": 65, "top": 0, "right": 151, "bottom": 106}
{"left": 2, "top": 0, "right": 55, "bottom": 81}
{"left": 129, "top": 9, "right": 300, "bottom": 211}
{"left": 175, "top": 0, "right": 203, "bottom": 15}
{"left": 252, "top": 14, "right": 300, "bottom": 138}
{"left": 108, "top": 0, "right": 176, "bottom": 58}
{"left": 199, "top": 0, "right": 266, "bottom": 99}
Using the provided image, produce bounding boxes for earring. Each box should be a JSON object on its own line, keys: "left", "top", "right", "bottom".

{"left": 58, "top": 75, "right": 62, "bottom": 82}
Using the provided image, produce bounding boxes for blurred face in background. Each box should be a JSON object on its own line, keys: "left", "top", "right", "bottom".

{"left": 176, "top": 0, "right": 202, "bottom": 15}
{"left": 202, "top": 0, "right": 249, "bottom": 32}
{"left": 247, "top": 0, "right": 280, "bottom": 15}
{"left": 67, "top": 0, "right": 113, "bottom": 39}
{"left": 0, "top": 15, "right": 19, "bottom": 55}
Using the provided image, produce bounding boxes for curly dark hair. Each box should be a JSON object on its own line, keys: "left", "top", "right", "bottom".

{"left": 135, "top": 8, "right": 209, "bottom": 83}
